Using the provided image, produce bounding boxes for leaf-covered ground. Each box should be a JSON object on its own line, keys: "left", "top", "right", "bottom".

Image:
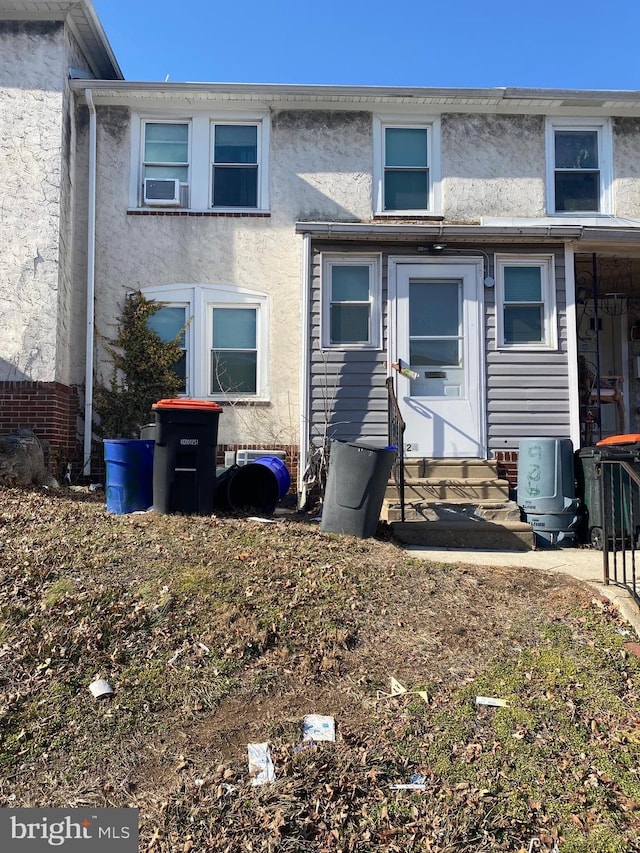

{"left": 1, "top": 487, "right": 640, "bottom": 852}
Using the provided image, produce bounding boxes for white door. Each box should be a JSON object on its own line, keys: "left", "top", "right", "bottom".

{"left": 392, "top": 261, "right": 484, "bottom": 458}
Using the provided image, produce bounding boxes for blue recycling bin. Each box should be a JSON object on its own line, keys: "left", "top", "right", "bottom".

{"left": 104, "top": 439, "right": 154, "bottom": 514}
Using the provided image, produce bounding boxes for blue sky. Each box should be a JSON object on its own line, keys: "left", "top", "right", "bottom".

{"left": 93, "top": 0, "right": 640, "bottom": 91}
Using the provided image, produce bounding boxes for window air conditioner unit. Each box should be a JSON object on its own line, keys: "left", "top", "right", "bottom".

{"left": 235, "top": 449, "right": 287, "bottom": 466}
{"left": 143, "top": 178, "right": 180, "bottom": 206}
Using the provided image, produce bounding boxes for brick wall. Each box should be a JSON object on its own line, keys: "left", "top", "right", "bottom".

{"left": 217, "top": 443, "right": 299, "bottom": 494}
{"left": 0, "top": 381, "right": 81, "bottom": 476}
{"left": 493, "top": 450, "right": 519, "bottom": 488}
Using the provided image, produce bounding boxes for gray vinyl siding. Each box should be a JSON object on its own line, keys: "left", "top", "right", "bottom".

{"left": 309, "top": 243, "right": 389, "bottom": 448}
{"left": 486, "top": 246, "right": 571, "bottom": 452}
{"left": 307, "top": 241, "right": 572, "bottom": 456}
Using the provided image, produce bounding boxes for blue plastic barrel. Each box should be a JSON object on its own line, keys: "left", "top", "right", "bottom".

{"left": 252, "top": 456, "right": 291, "bottom": 497}
{"left": 104, "top": 439, "right": 154, "bottom": 514}
{"left": 223, "top": 456, "right": 291, "bottom": 515}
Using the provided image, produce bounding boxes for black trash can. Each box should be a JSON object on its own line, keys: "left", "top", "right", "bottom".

{"left": 152, "top": 399, "right": 222, "bottom": 515}
{"left": 320, "top": 440, "right": 396, "bottom": 539}
{"left": 576, "top": 438, "right": 640, "bottom": 549}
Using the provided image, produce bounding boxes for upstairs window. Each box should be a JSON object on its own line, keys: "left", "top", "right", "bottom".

{"left": 546, "top": 118, "right": 612, "bottom": 214}
{"left": 212, "top": 123, "right": 260, "bottom": 208}
{"left": 374, "top": 117, "right": 440, "bottom": 215}
{"left": 384, "top": 127, "right": 429, "bottom": 210}
{"left": 495, "top": 255, "right": 556, "bottom": 350}
{"left": 132, "top": 113, "right": 269, "bottom": 211}
{"left": 142, "top": 122, "right": 190, "bottom": 207}
{"left": 322, "top": 255, "right": 382, "bottom": 349}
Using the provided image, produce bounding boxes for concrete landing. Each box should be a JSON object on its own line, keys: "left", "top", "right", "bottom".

{"left": 391, "top": 518, "right": 534, "bottom": 550}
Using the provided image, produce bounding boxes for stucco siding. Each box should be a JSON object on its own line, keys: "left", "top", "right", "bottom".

{"left": 91, "top": 107, "right": 302, "bottom": 447}
{"left": 613, "top": 118, "right": 640, "bottom": 219}
{"left": 0, "top": 21, "right": 66, "bottom": 383}
{"left": 271, "top": 110, "right": 372, "bottom": 223}
{"left": 56, "top": 26, "right": 92, "bottom": 386}
{"left": 442, "top": 114, "right": 546, "bottom": 221}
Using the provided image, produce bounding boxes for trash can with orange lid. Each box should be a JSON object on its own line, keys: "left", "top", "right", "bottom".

{"left": 152, "top": 399, "right": 222, "bottom": 515}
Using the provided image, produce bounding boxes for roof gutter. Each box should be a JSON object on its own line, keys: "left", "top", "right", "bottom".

{"left": 294, "top": 222, "right": 586, "bottom": 240}
{"left": 83, "top": 88, "right": 97, "bottom": 477}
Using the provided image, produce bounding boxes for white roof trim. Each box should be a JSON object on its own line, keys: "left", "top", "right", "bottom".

{"left": 68, "top": 81, "right": 640, "bottom": 117}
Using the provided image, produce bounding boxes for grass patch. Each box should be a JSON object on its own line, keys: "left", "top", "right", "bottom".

{"left": 1, "top": 487, "right": 639, "bottom": 850}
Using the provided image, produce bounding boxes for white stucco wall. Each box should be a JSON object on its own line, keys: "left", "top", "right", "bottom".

{"left": 0, "top": 21, "right": 67, "bottom": 383}
{"left": 90, "top": 106, "right": 307, "bottom": 446}
{"left": 442, "top": 113, "right": 547, "bottom": 221}
{"left": 613, "top": 118, "right": 640, "bottom": 218}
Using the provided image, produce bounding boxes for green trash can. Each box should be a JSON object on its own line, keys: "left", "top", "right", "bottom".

{"left": 576, "top": 442, "right": 640, "bottom": 549}
{"left": 320, "top": 440, "right": 396, "bottom": 539}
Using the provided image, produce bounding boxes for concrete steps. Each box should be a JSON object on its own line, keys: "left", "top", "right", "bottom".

{"left": 384, "top": 458, "right": 534, "bottom": 550}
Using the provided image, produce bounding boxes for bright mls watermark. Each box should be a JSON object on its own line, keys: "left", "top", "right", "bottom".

{"left": 0, "top": 809, "right": 138, "bottom": 851}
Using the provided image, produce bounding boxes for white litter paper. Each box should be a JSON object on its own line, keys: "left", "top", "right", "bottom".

{"left": 302, "top": 714, "right": 336, "bottom": 742}
{"left": 476, "top": 696, "right": 508, "bottom": 707}
{"left": 247, "top": 742, "right": 275, "bottom": 786}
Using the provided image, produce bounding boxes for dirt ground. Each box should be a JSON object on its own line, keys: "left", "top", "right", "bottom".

{"left": 1, "top": 487, "right": 639, "bottom": 852}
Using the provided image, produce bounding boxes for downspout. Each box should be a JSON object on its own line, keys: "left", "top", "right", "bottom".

{"left": 298, "top": 233, "right": 312, "bottom": 505}
{"left": 83, "top": 88, "right": 97, "bottom": 477}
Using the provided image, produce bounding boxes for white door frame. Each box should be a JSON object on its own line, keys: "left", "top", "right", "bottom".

{"left": 388, "top": 255, "right": 487, "bottom": 458}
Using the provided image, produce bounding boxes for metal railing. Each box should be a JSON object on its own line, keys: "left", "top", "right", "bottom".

{"left": 600, "top": 458, "right": 640, "bottom": 605}
{"left": 386, "top": 376, "right": 406, "bottom": 522}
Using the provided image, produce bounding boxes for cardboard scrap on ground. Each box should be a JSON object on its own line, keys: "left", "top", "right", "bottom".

{"left": 247, "top": 742, "right": 275, "bottom": 786}
{"left": 377, "top": 677, "right": 429, "bottom": 705}
{"left": 476, "top": 695, "right": 508, "bottom": 708}
{"left": 302, "top": 714, "right": 336, "bottom": 742}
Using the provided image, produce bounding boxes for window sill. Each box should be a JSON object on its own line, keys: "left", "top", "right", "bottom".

{"left": 496, "top": 344, "right": 558, "bottom": 352}
{"left": 545, "top": 211, "right": 612, "bottom": 219}
{"left": 214, "top": 397, "right": 271, "bottom": 406}
{"left": 321, "top": 345, "right": 382, "bottom": 352}
{"left": 374, "top": 212, "right": 444, "bottom": 220}
{"left": 128, "top": 209, "right": 270, "bottom": 217}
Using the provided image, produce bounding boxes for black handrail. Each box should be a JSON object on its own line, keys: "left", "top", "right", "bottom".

{"left": 599, "top": 458, "right": 640, "bottom": 605}
{"left": 386, "top": 376, "right": 406, "bottom": 523}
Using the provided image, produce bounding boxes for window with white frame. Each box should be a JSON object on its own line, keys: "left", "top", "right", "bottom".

{"left": 373, "top": 116, "right": 440, "bottom": 214}
{"left": 210, "top": 306, "right": 258, "bottom": 394}
{"left": 211, "top": 123, "right": 260, "bottom": 209}
{"left": 546, "top": 118, "right": 612, "bottom": 214}
{"left": 132, "top": 113, "right": 270, "bottom": 212}
{"left": 141, "top": 284, "right": 269, "bottom": 399}
{"left": 495, "top": 255, "right": 557, "bottom": 349}
{"left": 322, "top": 255, "right": 381, "bottom": 349}
{"left": 142, "top": 121, "right": 190, "bottom": 207}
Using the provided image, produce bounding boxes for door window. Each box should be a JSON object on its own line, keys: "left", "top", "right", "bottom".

{"left": 409, "top": 280, "right": 463, "bottom": 397}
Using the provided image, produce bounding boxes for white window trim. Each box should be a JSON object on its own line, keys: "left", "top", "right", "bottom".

{"left": 321, "top": 253, "right": 382, "bottom": 350}
{"left": 130, "top": 111, "right": 270, "bottom": 212}
{"left": 140, "top": 283, "right": 269, "bottom": 401}
{"left": 545, "top": 117, "right": 613, "bottom": 216}
{"left": 495, "top": 254, "right": 557, "bottom": 351}
{"left": 373, "top": 115, "right": 441, "bottom": 216}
